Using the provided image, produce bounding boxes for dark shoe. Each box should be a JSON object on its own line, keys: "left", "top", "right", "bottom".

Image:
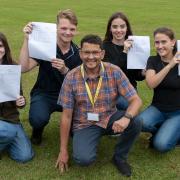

{"left": 112, "top": 156, "right": 131, "bottom": 177}
{"left": 176, "top": 140, "right": 180, "bottom": 147}
{"left": 31, "top": 127, "right": 44, "bottom": 145}
{"left": 148, "top": 136, "right": 154, "bottom": 148}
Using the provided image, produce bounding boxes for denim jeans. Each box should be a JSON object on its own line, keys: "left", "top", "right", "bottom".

{"left": 0, "top": 120, "right": 34, "bottom": 163}
{"left": 72, "top": 110, "right": 141, "bottom": 166}
{"left": 138, "top": 105, "right": 180, "bottom": 152}
{"left": 116, "top": 95, "right": 129, "bottom": 111}
{"left": 29, "top": 92, "right": 62, "bottom": 129}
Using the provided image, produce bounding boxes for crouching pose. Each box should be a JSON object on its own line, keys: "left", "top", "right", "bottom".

{"left": 19, "top": 9, "right": 81, "bottom": 145}
{"left": 0, "top": 32, "right": 34, "bottom": 162}
{"left": 137, "top": 27, "right": 180, "bottom": 152}
{"left": 56, "top": 34, "right": 142, "bottom": 177}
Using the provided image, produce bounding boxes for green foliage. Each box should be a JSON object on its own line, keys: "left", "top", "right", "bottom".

{"left": 0, "top": 0, "right": 179, "bottom": 179}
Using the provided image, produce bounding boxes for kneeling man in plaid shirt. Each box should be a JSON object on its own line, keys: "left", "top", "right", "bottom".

{"left": 56, "top": 34, "right": 142, "bottom": 177}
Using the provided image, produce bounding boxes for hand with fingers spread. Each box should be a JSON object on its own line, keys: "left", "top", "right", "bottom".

{"left": 23, "top": 22, "right": 33, "bottom": 39}
{"left": 112, "top": 117, "right": 130, "bottom": 133}
{"left": 16, "top": 96, "right": 25, "bottom": 107}
{"left": 55, "top": 150, "right": 69, "bottom": 173}
{"left": 51, "top": 58, "right": 69, "bottom": 74}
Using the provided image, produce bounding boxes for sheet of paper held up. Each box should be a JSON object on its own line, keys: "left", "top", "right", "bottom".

{"left": 28, "top": 22, "right": 56, "bottom": 61}
{"left": 177, "top": 40, "right": 180, "bottom": 75}
{"left": 0, "top": 65, "right": 21, "bottom": 103}
{"left": 127, "top": 36, "right": 150, "bottom": 69}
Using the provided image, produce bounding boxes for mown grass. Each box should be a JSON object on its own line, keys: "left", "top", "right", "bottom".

{"left": 0, "top": 0, "right": 180, "bottom": 179}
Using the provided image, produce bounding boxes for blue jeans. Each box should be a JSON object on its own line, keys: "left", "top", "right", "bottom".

{"left": 138, "top": 105, "right": 180, "bottom": 152}
{"left": 116, "top": 96, "right": 129, "bottom": 111}
{"left": 29, "top": 92, "right": 62, "bottom": 129}
{"left": 0, "top": 120, "right": 34, "bottom": 163}
{"left": 72, "top": 110, "right": 141, "bottom": 166}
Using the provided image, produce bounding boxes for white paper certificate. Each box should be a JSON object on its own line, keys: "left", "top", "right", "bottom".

{"left": 177, "top": 40, "right": 180, "bottom": 52}
{"left": 127, "top": 36, "right": 150, "bottom": 69}
{"left": 28, "top": 22, "right": 57, "bottom": 61}
{"left": 0, "top": 65, "right": 21, "bottom": 103}
{"left": 177, "top": 40, "right": 180, "bottom": 75}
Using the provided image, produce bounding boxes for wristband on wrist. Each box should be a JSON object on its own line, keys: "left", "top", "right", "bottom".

{"left": 124, "top": 113, "right": 133, "bottom": 120}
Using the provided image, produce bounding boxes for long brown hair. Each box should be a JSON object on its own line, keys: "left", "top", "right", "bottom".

{"left": 0, "top": 32, "right": 13, "bottom": 64}
{"left": 104, "top": 12, "right": 133, "bottom": 42}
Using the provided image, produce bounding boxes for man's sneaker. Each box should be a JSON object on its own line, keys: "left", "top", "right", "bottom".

{"left": 31, "top": 127, "right": 44, "bottom": 145}
{"left": 112, "top": 156, "right": 132, "bottom": 177}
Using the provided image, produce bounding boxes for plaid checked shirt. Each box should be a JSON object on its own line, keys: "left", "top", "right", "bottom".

{"left": 58, "top": 62, "right": 137, "bottom": 131}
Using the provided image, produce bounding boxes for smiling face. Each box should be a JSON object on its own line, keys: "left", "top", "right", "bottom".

{"left": 57, "top": 18, "right": 77, "bottom": 44}
{"left": 110, "top": 18, "right": 127, "bottom": 44}
{"left": 154, "top": 33, "right": 176, "bottom": 59}
{"left": 0, "top": 41, "right": 5, "bottom": 64}
{"left": 80, "top": 42, "right": 105, "bottom": 73}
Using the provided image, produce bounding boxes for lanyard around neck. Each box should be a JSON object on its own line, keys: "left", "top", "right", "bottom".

{"left": 81, "top": 62, "right": 104, "bottom": 108}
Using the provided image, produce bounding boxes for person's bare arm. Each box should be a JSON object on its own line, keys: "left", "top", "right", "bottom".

{"left": 112, "top": 94, "right": 142, "bottom": 133}
{"left": 55, "top": 108, "right": 73, "bottom": 173}
{"left": 19, "top": 22, "right": 38, "bottom": 72}
{"left": 146, "top": 52, "right": 180, "bottom": 89}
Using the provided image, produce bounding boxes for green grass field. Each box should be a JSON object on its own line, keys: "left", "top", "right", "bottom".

{"left": 0, "top": 0, "right": 180, "bottom": 179}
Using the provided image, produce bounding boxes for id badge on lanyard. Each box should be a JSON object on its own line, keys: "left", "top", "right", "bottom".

{"left": 81, "top": 62, "right": 104, "bottom": 122}
{"left": 87, "top": 113, "right": 99, "bottom": 121}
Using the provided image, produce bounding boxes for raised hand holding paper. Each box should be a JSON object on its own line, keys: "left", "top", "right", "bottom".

{"left": 28, "top": 22, "right": 56, "bottom": 61}
{"left": 127, "top": 36, "right": 150, "bottom": 69}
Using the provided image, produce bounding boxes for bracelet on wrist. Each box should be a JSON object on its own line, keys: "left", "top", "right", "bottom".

{"left": 124, "top": 113, "right": 133, "bottom": 120}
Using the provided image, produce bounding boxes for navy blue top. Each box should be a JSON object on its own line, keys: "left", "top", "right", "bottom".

{"left": 31, "top": 42, "right": 82, "bottom": 96}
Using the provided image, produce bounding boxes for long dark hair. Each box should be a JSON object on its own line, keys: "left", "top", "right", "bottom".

{"left": 0, "top": 32, "right": 13, "bottom": 64}
{"left": 154, "top": 27, "right": 177, "bottom": 55}
{"left": 104, "top": 12, "right": 133, "bottom": 42}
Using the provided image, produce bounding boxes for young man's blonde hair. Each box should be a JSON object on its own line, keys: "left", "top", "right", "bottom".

{"left": 57, "top": 9, "right": 78, "bottom": 26}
